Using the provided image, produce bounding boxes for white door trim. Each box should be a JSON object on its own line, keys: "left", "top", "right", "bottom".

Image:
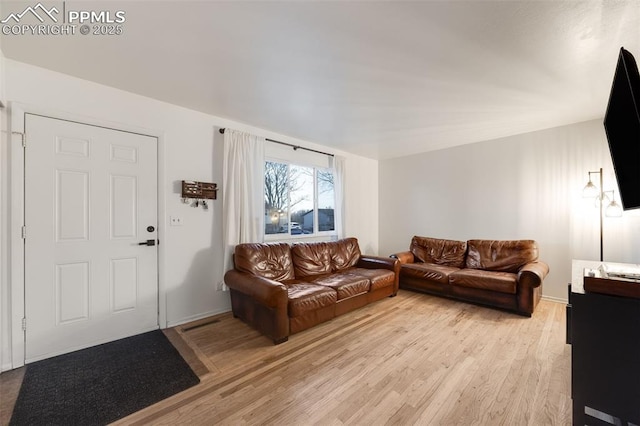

{"left": 9, "top": 102, "right": 167, "bottom": 369}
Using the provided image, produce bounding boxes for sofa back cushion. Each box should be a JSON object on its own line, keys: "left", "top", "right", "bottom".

{"left": 465, "top": 240, "right": 538, "bottom": 272}
{"left": 410, "top": 236, "right": 467, "bottom": 268}
{"left": 292, "top": 242, "right": 332, "bottom": 277}
{"left": 234, "top": 242, "right": 295, "bottom": 281}
{"left": 328, "top": 237, "right": 361, "bottom": 271}
{"left": 291, "top": 238, "right": 362, "bottom": 277}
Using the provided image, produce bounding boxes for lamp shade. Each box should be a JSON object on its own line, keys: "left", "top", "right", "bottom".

{"left": 583, "top": 180, "right": 599, "bottom": 198}
{"left": 606, "top": 199, "right": 623, "bottom": 217}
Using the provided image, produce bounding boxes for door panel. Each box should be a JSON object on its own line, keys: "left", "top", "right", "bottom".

{"left": 25, "top": 114, "right": 159, "bottom": 362}
{"left": 56, "top": 261, "right": 90, "bottom": 324}
{"left": 55, "top": 169, "right": 89, "bottom": 241}
{"left": 110, "top": 257, "right": 138, "bottom": 312}
{"left": 111, "top": 174, "right": 137, "bottom": 239}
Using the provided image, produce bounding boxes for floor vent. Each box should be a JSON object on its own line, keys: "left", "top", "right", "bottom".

{"left": 182, "top": 318, "right": 221, "bottom": 332}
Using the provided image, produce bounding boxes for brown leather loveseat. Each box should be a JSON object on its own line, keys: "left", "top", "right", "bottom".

{"left": 392, "top": 236, "right": 549, "bottom": 316}
{"left": 224, "top": 237, "right": 399, "bottom": 343}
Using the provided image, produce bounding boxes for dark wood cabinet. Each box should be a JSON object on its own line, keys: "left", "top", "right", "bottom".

{"left": 568, "top": 282, "right": 640, "bottom": 426}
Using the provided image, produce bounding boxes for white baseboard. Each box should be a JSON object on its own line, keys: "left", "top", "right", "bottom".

{"left": 166, "top": 307, "right": 231, "bottom": 328}
{"left": 542, "top": 295, "right": 567, "bottom": 304}
{"left": 1, "top": 362, "right": 14, "bottom": 373}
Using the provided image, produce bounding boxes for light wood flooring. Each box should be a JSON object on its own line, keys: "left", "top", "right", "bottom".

{"left": 1, "top": 290, "right": 572, "bottom": 425}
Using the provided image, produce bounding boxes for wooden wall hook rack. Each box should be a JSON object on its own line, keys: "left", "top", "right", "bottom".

{"left": 181, "top": 180, "right": 217, "bottom": 209}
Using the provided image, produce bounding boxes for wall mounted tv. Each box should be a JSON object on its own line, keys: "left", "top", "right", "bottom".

{"left": 604, "top": 47, "right": 640, "bottom": 211}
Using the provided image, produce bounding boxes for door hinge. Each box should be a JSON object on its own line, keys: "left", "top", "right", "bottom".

{"left": 21, "top": 226, "right": 26, "bottom": 239}
{"left": 22, "top": 317, "right": 27, "bottom": 331}
{"left": 12, "top": 131, "right": 25, "bottom": 147}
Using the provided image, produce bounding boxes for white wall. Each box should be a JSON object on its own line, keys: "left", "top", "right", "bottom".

{"left": 379, "top": 119, "right": 640, "bottom": 302}
{"left": 0, "top": 59, "right": 378, "bottom": 370}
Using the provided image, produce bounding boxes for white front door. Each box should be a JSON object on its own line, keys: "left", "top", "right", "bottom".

{"left": 24, "top": 114, "right": 159, "bottom": 363}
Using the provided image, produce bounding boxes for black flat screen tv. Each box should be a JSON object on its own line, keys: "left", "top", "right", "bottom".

{"left": 603, "top": 47, "right": 640, "bottom": 211}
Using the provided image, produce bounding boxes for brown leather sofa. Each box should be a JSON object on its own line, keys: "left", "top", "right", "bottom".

{"left": 224, "top": 237, "right": 399, "bottom": 344}
{"left": 392, "top": 236, "right": 549, "bottom": 316}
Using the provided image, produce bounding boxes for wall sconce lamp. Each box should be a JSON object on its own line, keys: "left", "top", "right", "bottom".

{"left": 582, "top": 167, "right": 623, "bottom": 261}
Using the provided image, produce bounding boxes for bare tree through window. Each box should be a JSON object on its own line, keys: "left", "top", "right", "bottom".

{"left": 264, "top": 161, "right": 335, "bottom": 235}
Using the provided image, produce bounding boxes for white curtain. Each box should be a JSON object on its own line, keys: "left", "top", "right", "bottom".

{"left": 331, "top": 155, "right": 346, "bottom": 239}
{"left": 222, "top": 129, "right": 265, "bottom": 289}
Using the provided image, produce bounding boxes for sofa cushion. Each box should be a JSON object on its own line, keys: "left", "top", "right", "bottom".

{"left": 329, "top": 237, "right": 362, "bottom": 271}
{"left": 285, "top": 283, "right": 337, "bottom": 317}
{"left": 308, "top": 273, "right": 371, "bottom": 300}
{"left": 292, "top": 242, "right": 332, "bottom": 277}
{"left": 349, "top": 267, "right": 395, "bottom": 290}
{"left": 400, "top": 263, "right": 460, "bottom": 284}
{"left": 449, "top": 269, "right": 517, "bottom": 294}
{"left": 466, "top": 240, "right": 538, "bottom": 273}
{"left": 234, "top": 242, "right": 295, "bottom": 281}
{"left": 410, "top": 236, "right": 467, "bottom": 268}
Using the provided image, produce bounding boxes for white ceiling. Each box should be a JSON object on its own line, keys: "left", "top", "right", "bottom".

{"left": 2, "top": 1, "right": 639, "bottom": 159}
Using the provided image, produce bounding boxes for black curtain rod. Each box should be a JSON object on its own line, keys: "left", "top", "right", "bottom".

{"left": 219, "top": 128, "right": 334, "bottom": 158}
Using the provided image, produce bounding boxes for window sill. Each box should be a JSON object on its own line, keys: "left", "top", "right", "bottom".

{"left": 264, "top": 232, "right": 337, "bottom": 243}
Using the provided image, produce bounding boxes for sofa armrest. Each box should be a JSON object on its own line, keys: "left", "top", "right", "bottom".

{"left": 358, "top": 255, "right": 399, "bottom": 273}
{"left": 390, "top": 251, "right": 414, "bottom": 264}
{"left": 358, "top": 255, "right": 400, "bottom": 295}
{"left": 517, "top": 261, "right": 550, "bottom": 288}
{"left": 224, "top": 270, "right": 288, "bottom": 309}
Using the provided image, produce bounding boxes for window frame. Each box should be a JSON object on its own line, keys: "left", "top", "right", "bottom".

{"left": 264, "top": 158, "right": 337, "bottom": 241}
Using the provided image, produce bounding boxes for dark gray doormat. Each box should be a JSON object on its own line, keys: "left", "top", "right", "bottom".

{"left": 10, "top": 330, "right": 200, "bottom": 425}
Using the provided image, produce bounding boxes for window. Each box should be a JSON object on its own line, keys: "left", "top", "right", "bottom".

{"left": 265, "top": 160, "right": 335, "bottom": 237}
